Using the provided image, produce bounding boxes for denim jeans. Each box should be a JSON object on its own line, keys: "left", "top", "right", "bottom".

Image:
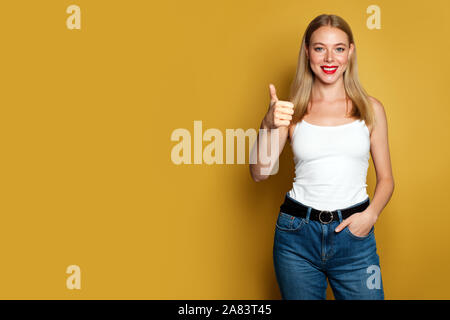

{"left": 273, "top": 193, "right": 384, "bottom": 300}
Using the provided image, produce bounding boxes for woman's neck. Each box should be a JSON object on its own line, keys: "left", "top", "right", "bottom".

{"left": 311, "top": 77, "right": 346, "bottom": 102}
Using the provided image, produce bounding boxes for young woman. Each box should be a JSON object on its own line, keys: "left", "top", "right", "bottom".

{"left": 249, "top": 14, "right": 394, "bottom": 300}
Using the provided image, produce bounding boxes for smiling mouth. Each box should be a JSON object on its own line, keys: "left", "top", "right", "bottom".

{"left": 320, "top": 66, "right": 338, "bottom": 74}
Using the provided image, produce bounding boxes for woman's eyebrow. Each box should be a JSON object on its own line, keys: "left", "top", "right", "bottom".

{"left": 312, "top": 42, "right": 347, "bottom": 46}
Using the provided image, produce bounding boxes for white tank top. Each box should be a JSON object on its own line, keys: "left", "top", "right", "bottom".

{"left": 287, "top": 118, "right": 370, "bottom": 211}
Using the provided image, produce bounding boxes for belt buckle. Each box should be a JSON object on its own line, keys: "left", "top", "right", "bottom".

{"left": 318, "top": 210, "right": 334, "bottom": 224}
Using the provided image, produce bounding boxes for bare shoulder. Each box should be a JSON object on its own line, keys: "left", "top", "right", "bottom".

{"left": 368, "top": 96, "right": 386, "bottom": 117}
{"left": 369, "top": 96, "right": 383, "bottom": 109}
{"left": 367, "top": 96, "right": 387, "bottom": 135}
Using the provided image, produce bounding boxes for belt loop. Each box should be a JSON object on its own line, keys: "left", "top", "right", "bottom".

{"left": 305, "top": 207, "right": 311, "bottom": 223}
{"left": 337, "top": 210, "right": 343, "bottom": 223}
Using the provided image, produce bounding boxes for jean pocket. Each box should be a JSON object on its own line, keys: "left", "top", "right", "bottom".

{"left": 275, "top": 211, "right": 306, "bottom": 232}
{"left": 345, "top": 225, "right": 375, "bottom": 240}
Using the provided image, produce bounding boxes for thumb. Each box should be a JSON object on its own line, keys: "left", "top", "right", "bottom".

{"left": 335, "top": 219, "right": 351, "bottom": 233}
{"left": 269, "top": 84, "right": 278, "bottom": 102}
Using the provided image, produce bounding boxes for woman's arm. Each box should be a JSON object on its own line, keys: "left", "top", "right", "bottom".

{"left": 249, "top": 84, "right": 294, "bottom": 182}
{"left": 335, "top": 96, "right": 394, "bottom": 235}
{"left": 365, "top": 96, "right": 395, "bottom": 218}
{"left": 249, "top": 120, "right": 289, "bottom": 182}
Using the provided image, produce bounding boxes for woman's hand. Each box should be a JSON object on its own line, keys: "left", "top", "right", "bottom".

{"left": 263, "top": 84, "right": 294, "bottom": 129}
{"left": 335, "top": 209, "right": 378, "bottom": 237}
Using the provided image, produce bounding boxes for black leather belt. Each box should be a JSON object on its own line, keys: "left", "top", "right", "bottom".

{"left": 279, "top": 194, "right": 370, "bottom": 224}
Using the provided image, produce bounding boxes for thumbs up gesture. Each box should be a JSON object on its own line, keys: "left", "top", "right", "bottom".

{"left": 264, "top": 84, "right": 294, "bottom": 129}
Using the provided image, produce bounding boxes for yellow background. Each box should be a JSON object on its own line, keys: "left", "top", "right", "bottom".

{"left": 0, "top": 0, "right": 449, "bottom": 299}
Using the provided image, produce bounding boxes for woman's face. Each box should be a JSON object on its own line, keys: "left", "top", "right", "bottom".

{"left": 306, "top": 26, "right": 354, "bottom": 84}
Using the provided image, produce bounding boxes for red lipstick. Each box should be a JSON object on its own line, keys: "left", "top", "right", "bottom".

{"left": 320, "top": 66, "right": 338, "bottom": 74}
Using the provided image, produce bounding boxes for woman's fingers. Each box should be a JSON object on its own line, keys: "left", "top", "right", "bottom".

{"left": 267, "top": 83, "right": 295, "bottom": 128}
{"left": 269, "top": 84, "right": 279, "bottom": 102}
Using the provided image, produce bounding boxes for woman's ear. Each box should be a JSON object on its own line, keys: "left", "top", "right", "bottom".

{"left": 349, "top": 43, "right": 355, "bottom": 59}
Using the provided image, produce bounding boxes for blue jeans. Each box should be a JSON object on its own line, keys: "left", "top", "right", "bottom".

{"left": 273, "top": 193, "right": 384, "bottom": 300}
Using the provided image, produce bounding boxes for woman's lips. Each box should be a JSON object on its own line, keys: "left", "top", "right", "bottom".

{"left": 320, "top": 66, "right": 338, "bottom": 74}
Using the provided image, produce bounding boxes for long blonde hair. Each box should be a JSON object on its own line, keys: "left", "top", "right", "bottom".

{"left": 289, "top": 14, "right": 375, "bottom": 128}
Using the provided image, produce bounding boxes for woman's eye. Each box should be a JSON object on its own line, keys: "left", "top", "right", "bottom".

{"left": 314, "top": 47, "right": 344, "bottom": 52}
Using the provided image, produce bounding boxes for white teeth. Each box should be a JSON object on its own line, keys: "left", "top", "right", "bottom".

{"left": 323, "top": 67, "right": 337, "bottom": 71}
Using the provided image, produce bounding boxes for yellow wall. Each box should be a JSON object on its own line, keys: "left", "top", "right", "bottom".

{"left": 0, "top": 0, "right": 449, "bottom": 299}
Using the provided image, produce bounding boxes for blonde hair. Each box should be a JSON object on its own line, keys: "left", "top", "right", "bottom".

{"left": 289, "top": 14, "right": 375, "bottom": 128}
